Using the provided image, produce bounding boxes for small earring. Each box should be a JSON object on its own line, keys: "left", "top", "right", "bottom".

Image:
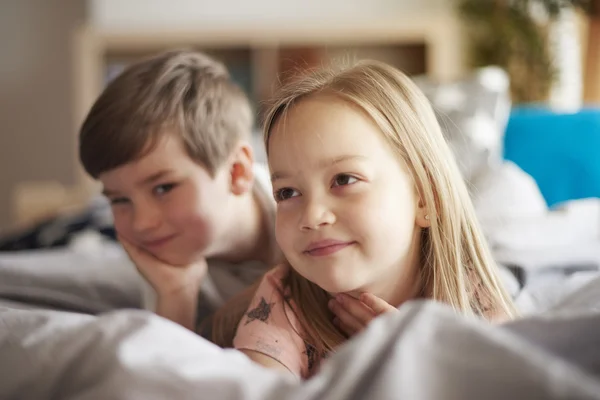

{"left": 425, "top": 215, "right": 430, "bottom": 221}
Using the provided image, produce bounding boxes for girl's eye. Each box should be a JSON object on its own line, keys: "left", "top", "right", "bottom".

{"left": 274, "top": 187, "right": 299, "bottom": 202}
{"left": 153, "top": 183, "right": 176, "bottom": 196}
{"left": 332, "top": 174, "right": 358, "bottom": 187}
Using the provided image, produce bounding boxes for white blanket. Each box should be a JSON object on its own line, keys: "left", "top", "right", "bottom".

{"left": 2, "top": 289, "right": 600, "bottom": 399}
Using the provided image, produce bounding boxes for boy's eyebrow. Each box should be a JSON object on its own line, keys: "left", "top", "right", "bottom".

{"left": 138, "top": 170, "right": 173, "bottom": 186}
{"left": 101, "top": 188, "right": 117, "bottom": 197}
{"left": 270, "top": 155, "right": 366, "bottom": 182}
{"left": 101, "top": 170, "right": 173, "bottom": 197}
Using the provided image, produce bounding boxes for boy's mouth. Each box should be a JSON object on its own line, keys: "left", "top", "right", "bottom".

{"left": 143, "top": 234, "right": 177, "bottom": 249}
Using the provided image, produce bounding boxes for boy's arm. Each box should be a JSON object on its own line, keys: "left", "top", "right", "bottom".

{"left": 119, "top": 235, "right": 207, "bottom": 331}
{"left": 156, "top": 288, "right": 199, "bottom": 331}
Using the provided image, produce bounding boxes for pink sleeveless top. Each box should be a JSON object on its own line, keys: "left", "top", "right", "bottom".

{"left": 233, "top": 265, "right": 324, "bottom": 379}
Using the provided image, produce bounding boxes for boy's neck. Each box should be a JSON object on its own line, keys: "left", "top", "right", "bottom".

{"left": 210, "top": 189, "right": 277, "bottom": 266}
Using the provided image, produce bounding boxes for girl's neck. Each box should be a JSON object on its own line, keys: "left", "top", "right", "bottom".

{"left": 363, "top": 227, "right": 424, "bottom": 307}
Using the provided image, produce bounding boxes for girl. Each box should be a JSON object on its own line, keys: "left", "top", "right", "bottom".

{"left": 212, "top": 60, "right": 518, "bottom": 379}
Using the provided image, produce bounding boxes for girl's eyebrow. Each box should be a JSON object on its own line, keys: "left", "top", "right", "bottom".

{"left": 270, "top": 155, "right": 367, "bottom": 183}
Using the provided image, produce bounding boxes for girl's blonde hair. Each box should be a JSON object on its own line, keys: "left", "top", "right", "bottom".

{"left": 211, "top": 60, "right": 518, "bottom": 358}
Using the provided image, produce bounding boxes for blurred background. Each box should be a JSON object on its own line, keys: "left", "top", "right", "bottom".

{"left": 1, "top": 0, "right": 599, "bottom": 238}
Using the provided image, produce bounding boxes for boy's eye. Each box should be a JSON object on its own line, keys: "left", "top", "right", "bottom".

{"left": 274, "top": 187, "right": 299, "bottom": 202}
{"left": 332, "top": 174, "right": 358, "bottom": 187}
{"left": 153, "top": 183, "right": 176, "bottom": 196}
{"left": 109, "top": 197, "right": 129, "bottom": 205}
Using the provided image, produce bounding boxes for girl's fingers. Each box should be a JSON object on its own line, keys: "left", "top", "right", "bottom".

{"left": 329, "top": 298, "right": 364, "bottom": 333}
{"left": 329, "top": 293, "right": 397, "bottom": 337}
{"left": 335, "top": 293, "right": 376, "bottom": 325}
{"left": 333, "top": 316, "right": 357, "bottom": 337}
{"left": 359, "top": 292, "right": 396, "bottom": 315}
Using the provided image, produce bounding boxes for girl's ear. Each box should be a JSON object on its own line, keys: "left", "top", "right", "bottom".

{"left": 415, "top": 197, "right": 431, "bottom": 228}
{"left": 229, "top": 142, "right": 255, "bottom": 196}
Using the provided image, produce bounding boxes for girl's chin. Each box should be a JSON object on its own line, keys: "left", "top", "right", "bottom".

{"left": 314, "top": 278, "right": 363, "bottom": 297}
{"left": 326, "top": 290, "right": 362, "bottom": 299}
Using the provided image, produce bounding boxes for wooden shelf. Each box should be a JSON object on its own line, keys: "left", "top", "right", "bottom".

{"left": 7, "top": 17, "right": 466, "bottom": 226}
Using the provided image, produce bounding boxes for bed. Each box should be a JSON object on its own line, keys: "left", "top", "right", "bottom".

{"left": 0, "top": 202, "right": 599, "bottom": 399}
{"left": 1, "top": 284, "right": 600, "bottom": 399}
{"left": 2, "top": 66, "right": 599, "bottom": 398}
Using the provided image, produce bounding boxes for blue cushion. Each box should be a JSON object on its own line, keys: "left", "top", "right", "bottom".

{"left": 504, "top": 107, "right": 600, "bottom": 207}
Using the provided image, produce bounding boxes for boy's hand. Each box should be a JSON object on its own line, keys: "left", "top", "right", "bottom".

{"left": 328, "top": 292, "right": 397, "bottom": 337}
{"left": 119, "top": 235, "right": 208, "bottom": 298}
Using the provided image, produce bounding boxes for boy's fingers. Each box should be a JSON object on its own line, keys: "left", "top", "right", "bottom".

{"left": 359, "top": 292, "right": 396, "bottom": 315}
{"left": 118, "top": 235, "right": 139, "bottom": 258}
{"left": 118, "top": 235, "right": 155, "bottom": 265}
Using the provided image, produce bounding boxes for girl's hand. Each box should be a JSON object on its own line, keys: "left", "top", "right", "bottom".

{"left": 119, "top": 235, "right": 208, "bottom": 298}
{"left": 328, "top": 292, "right": 397, "bottom": 337}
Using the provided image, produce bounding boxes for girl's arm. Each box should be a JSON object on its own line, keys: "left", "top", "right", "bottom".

{"left": 240, "top": 349, "right": 296, "bottom": 376}
{"left": 488, "top": 309, "right": 512, "bottom": 324}
{"left": 233, "top": 266, "right": 309, "bottom": 379}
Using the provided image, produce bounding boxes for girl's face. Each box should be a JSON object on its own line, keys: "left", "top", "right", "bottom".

{"left": 268, "top": 95, "right": 429, "bottom": 302}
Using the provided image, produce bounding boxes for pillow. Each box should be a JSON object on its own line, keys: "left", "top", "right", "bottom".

{"left": 0, "top": 240, "right": 143, "bottom": 314}
{"left": 414, "top": 66, "right": 512, "bottom": 183}
{"left": 504, "top": 107, "right": 600, "bottom": 207}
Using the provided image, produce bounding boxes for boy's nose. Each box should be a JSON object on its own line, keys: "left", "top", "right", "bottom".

{"left": 131, "top": 204, "right": 162, "bottom": 234}
{"left": 299, "top": 199, "right": 336, "bottom": 231}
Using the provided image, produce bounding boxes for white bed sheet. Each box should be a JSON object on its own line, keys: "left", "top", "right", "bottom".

{"left": 1, "top": 282, "right": 600, "bottom": 400}
{"left": 1, "top": 236, "right": 600, "bottom": 399}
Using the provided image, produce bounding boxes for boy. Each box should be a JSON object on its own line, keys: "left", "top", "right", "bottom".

{"left": 78, "top": 49, "right": 280, "bottom": 333}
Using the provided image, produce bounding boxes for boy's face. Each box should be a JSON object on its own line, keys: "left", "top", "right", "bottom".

{"left": 99, "top": 135, "right": 233, "bottom": 265}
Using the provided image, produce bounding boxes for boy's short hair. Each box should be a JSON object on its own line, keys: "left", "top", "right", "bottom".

{"left": 79, "top": 49, "right": 253, "bottom": 178}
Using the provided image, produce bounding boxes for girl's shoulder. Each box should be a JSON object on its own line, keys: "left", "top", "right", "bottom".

{"left": 259, "top": 264, "right": 292, "bottom": 294}
{"left": 264, "top": 263, "right": 291, "bottom": 279}
{"left": 234, "top": 264, "right": 310, "bottom": 377}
